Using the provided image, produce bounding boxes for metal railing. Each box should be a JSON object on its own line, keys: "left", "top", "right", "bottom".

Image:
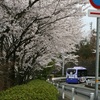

{"left": 86, "top": 79, "right": 100, "bottom": 87}
{"left": 51, "top": 82, "right": 96, "bottom": 100}
{"left": 51, "top": 76, "right": 100, "bottom": 85}
{"left": 52, "top": 77, "right": 66, "bottom": 81}
{"left": 47, "top": 76, "right": 100, "bottom": 100}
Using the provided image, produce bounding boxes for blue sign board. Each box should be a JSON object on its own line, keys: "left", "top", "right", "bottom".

{"left": 90, "top": 0, "right": 100, "bottom": 9}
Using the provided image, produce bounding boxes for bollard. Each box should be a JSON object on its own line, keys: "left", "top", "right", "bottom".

{"left": 62, "top": 91, "right": 65, "bottom": 99}
{"left": 86, "top": 80, "right": 89, "bottom": 85}
{"left": 86, "top": 79, "right": 90, "bottom": 85}
{"left": 72, "top": 88, "right": 75, "bottom": 100}
{"left": 90, "top": 93, "right": 94, "bottom": 100}
{"left": 56, "top": 84, "right": 59, "bottom": 94}
{"left": 62, "top": 85, "right": 65, "bottom": 99}
{"left": 62, "top": 85, "right": 64, "bottom": 90}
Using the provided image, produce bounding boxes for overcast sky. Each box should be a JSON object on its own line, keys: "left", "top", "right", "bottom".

{"left": 82, "top": 4, "right": 97, "bottom": 37}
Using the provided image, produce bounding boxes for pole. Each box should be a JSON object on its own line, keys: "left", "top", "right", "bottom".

{"left": 90, "top": 93, "right": 94, "bottom": 100}
{"left": 95, "top": 17, "right": 100, "bottom": 100}
{"left": 62, "top": 85, "right": 65, "bottom": 99}
{"left": 72, "top": 88, "right": 75, "bottom": 100}
{"left": 62, "top": 54, "right": 65, "bottom": 76}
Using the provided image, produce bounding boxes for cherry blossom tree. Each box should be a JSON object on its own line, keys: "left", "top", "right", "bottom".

{"left": 0, "top": 0, "right": 88, "bottom": 88}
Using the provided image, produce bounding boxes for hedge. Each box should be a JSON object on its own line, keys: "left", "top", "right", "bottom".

{"left": 0, "top": 80, "right": 58, "bottom": 100}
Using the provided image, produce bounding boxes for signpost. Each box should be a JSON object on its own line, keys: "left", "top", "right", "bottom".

{"left": 89, "top": 0, "right": 100, "bottom": 100}
{"left": 88, "top": 10, "right": 100, "bottom": 17}
{"left": 89, "top": 0, "right": 100, "bottom": 9}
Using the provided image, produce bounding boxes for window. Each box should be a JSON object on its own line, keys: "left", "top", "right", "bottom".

{"left": 77, "top": 70, "right": 87, "bottom": 77}
{"left": 67, "top": 69, "right": 76, "bottom": 74}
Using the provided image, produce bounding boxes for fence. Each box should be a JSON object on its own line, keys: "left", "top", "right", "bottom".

{"left": 47, "top": 76, "right": 100, "bottom": 100}
{"left": 53, "top": 82, "right": 95, "bottom": 100}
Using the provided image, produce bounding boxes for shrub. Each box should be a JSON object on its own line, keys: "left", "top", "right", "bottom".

{"left": 0, "top": 80, "right": 58, "bottom": 100}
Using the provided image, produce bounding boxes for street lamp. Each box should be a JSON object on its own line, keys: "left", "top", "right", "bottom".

{"left": 62, "top": 54, "right": 67, "bottom": 76}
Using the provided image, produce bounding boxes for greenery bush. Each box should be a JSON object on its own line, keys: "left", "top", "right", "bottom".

{"left": 0, "top": 80, "right": 58, "bottom": 100}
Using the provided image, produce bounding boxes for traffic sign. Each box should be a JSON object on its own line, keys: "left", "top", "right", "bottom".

{"left": 88, "top": 9, "right": 100, "bottom": 17}
{"left": 89, "top": 1, "right": 100, "bottom": 100}
{"left": 89, "top": 0, "right": 100, "bottom": 9}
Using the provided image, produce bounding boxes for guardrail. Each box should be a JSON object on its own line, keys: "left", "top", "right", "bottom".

{"left": 51, "top": 76, "right": 100, "bottom": 82}
{"left": 52, "top": 77, "right": 66, "bottom": 81}
{"left": 86, "top": 80, "right": 100, "bottom": 86}
{"left": 49, "top": 81, "right": 97, "bottom": 100}
{"left": 86, "top": 76, "right": 100, "bottom": 87}
{"left": 47, "top": 76, "right": 100, "bottom": 100}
